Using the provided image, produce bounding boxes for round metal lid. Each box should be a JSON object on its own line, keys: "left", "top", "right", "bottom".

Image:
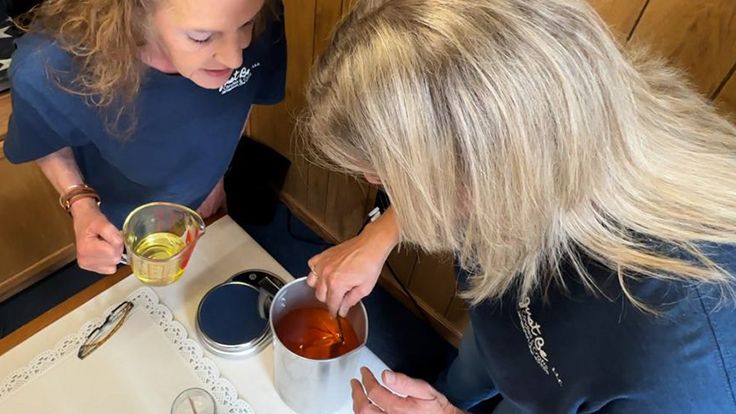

{"left": 196, "top": 270, "right": 285, "bottom": 358}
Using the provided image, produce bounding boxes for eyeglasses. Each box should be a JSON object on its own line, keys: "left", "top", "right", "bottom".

{"left": 77, "top": 301, "right": 134, "bottom": 360}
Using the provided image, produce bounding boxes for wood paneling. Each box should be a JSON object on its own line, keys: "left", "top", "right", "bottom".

{"left": 306, "top": 0, "right": 345, "bottom": 226}
{"left": 0, "top": 140, "right": 76, "bottom": 301}
{"left": 324, "top": 174, "right": 376, "bottom": 240}
{"left": 387, "top": 246, "right": 419, "bottom": 286}
{"left": 587, "top": 0, "right": 648, "bottom": 39}
{"left": 629, "top": 0, "right": 736, "bottom": 97}
{"left": 715, "top": 70, "right": 736, "bottom": 117}
{"left": 0, "top": 93, "right": 11, "bottom": 140}
{"left": 249, "top": 0, "right": 318, "bottom": 208}
{"left": 408, "top": 253, "right": 457, "bottom": 316}
{"left": 444, "top": 295, "right": 470, "bottom": 334}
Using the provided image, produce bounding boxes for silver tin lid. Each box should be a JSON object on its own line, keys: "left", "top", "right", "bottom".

{"left": 196, "top": 269, "right": 284, "bottom": 358}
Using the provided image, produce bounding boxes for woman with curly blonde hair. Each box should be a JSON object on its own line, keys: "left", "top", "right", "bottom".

{"left": 4, "top": 0, "right": 285, "bottom": 273}
{"left": 304, "top": 0, "right": 736, "bottom": 412}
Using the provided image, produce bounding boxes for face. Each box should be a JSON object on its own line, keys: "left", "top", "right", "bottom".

{"left": 148, "top": 0, "right": 266, "bottom": 89}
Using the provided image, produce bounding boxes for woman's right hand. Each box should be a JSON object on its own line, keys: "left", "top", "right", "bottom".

{"left": 307, "top": 208, "right": 400, "bottom": 317}
{"left": 70, "top": 198, "right": 124, "bottom": 274}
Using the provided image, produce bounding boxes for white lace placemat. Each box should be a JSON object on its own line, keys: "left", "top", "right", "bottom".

{"left": 0, "top": 287, "right": 255, "bottom": 414}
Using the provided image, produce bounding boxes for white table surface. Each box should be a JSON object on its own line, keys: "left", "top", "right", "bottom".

{"left": 0, "top": 216, "right": 387, "bottom": 413}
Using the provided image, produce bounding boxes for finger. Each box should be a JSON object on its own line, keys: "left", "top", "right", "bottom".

{"left": 78, "top": 259, "right": 118, "bottom": 275}
{"left": 326, "top": 283, "right": 349, "bottom": 317}
{"left": 382, "top": 370, "right": 439, "bottom": 400}
{"left": 361, "top": 367, "right": 405, "bottom": 410}
{"left": 351, "top": 379, "right": 381, "bottom": 413}
{"left": 339, "top": 286, "right": 369, "bottom": 317}
{"left": 307, "top": 254, "right": 321, "bottom": 275}
{"left": 78, "top": 239, "right": 120, "bottom": 268}
{"left": 315, "top": 276, "right": 328, "bottom": 303}
{"left": 306, "top": 270, "right": 319, "bottom": 288}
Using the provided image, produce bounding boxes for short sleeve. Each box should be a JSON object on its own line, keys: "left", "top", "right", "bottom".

{"left": 3, "top": 36, "right": 88, "bottom": 164}
{"left": 252, "top": 6, "right": 287, "bottom": 105}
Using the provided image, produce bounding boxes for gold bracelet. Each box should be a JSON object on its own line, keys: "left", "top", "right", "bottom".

{"left": 59, "top": 184, "right": 101, "bottom": 213}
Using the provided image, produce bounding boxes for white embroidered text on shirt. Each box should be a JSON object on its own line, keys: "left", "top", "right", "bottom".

{"left": 219, "top": 62, "right": 261, "bottom": 95}
{"left": 517, "top": 296, "right": 563, "bottom": 387}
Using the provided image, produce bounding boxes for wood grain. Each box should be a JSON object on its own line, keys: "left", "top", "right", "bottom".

{"left": 629, "top": 0, "right": 736, "bottom": 97}
{"left": 587, "top": 0, "right": 648, "bottom": 39}
{"left": 715, "top": 70, "right": 736, "bottom": 117}
{"left": 0, "top": 141, "right": 77, "bottom": 300}
{"left": 444, "top": 295, "right": 470, "bottom": 335}
{"left": 386, "top": 246, "right": 419, "bottom": 286}
{"left": 324, "top": 174, "right": 375, "bottom": 241}
{"left": 0, "top": 93, "right": 11, "bottom": 140}
{"left": 305, "top": 1, "right": 344, "bottom": 227}
{"left": 378, "top": 267, "right": 462, "bottom": 347}
{"left": 408, "top": 252, "right": 457, "bottom": 317}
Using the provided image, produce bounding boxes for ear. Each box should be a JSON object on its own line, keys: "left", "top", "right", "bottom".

{"left": 363, "top": 172, "right": 382, "bottom": 185}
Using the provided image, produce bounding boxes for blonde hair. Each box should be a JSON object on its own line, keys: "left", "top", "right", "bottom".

{"left": 303, "top": 0, "right": 736, "bottom": 306}
{"left": 20, "top": 0, "right": 277, "bottom": 134}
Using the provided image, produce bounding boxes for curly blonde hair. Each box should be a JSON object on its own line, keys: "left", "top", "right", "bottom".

{"left": 21, "top": 0, "right": 277, "bottom": 134}
{"left": 304, "top": 0, "right": 736, "bottom": 307}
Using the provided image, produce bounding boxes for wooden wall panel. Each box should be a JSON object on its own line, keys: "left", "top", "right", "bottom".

{"left": 587, "top": 0, "right": 648, "bottom": 39}
{"left": 387, "top": 247, "right": 419, "bottom": 286}
{"left": 408, "top": 253, "right": 457, "bottom": 316}
{"left": 249, "top": 0, "right": 318, "bottom": 209}
{"left": 306, "top": 0, "right": 345, "bottom": 227}
{"left": 0, "top": 141, "right": 76, "bottom": 301}
{"left": 444, "top": 296, "right": 470, "bottom": 334}
{"left": 715, "top": 71, "right": 736, "bottom": 117}
{"left": 629, "top": 0, "right": 736, "bottom": 97}
{"left": 324, "top": 174, "right": 376, "bottom": 240}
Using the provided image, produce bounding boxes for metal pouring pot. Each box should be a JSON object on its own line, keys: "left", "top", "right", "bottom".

{"left": 269, "top": 277, "right": 368, "bottom": 414}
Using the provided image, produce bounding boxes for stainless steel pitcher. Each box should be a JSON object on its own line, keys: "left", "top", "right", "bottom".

{"left": 269, "top": 277, "right": 368, "bottom": 414}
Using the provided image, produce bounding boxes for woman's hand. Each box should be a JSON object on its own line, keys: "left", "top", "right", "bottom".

{"left": 307, "top": 208, "right": 400, "bottom": 317}
{"left": 71, "top": 198, "right": 124, "bottom": 274}
{"left": 352, "top": 367, "right": 465, "bottom": 414}
{"left": 197, "top": 177, "right": 227, "bottom": 218}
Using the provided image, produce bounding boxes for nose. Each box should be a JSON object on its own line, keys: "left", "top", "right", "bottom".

{"left": 215, "top": 34, "right": 244, "bottom": 69}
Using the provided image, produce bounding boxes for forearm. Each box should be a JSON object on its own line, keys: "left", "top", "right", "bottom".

{"left": 35, "top": 147, "right": 98, "bottom": 216}
{"left": 35, "top": 147, "right": 85, "bottom": 195}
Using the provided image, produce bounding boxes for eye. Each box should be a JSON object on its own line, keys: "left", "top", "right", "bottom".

{"left": 187, "top": 31, "right": 212, "bottom": 44}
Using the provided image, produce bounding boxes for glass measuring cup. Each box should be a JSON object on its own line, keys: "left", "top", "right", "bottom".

{"left": 122, "top": 202, "right": 205, "bottom": 286}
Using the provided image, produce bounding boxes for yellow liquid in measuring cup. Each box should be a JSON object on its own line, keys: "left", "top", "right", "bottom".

{"left": 132, "top": 232, "right": 187, "bottom": 285}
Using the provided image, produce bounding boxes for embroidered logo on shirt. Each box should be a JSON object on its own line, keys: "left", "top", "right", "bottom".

{"left": 219, "top": 62, "right": 261, "bottom": 95}
{"left": 517, "top": 296, "right": 563, "bottom": 387}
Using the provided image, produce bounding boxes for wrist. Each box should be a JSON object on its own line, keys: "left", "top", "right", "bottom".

{"left": 361, "top": 209, "right": 400, "bottom": 257}
{"left": 60, "top": 183, "right": 101, "bottom": 215}
{"left": 69, "top": 197, "right": 100, "bottom": 218}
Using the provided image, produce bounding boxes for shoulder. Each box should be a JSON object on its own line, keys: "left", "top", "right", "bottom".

{"left": 10, "top": 33, "right": 73, "bottom": 96}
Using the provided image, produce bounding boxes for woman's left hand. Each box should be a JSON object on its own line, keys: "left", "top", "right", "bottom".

{"left": 197, "top": 178, "right": 227, "bottom": 218}
{"left": 352, "top": 367, "right": 466, "bottom": 414}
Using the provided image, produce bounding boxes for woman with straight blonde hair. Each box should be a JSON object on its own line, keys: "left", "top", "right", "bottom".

{"left": 304, "top": 0, "right": 736, "bottom": 412}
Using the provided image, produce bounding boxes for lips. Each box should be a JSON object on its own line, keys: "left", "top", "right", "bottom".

{"left": 203, "top": 68, "right": 232, "bottom": 78}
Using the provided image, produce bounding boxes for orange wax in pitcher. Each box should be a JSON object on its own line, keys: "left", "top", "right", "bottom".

{"left": 275, "top": 307, "right": 360, "bottom": 359}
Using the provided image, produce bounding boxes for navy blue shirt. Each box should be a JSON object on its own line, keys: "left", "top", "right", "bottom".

{"left": 465, "top": 245, "right": 736, "bottom": 413}
{"left": 4, "top": 18, "right": 286, "bottom": 228}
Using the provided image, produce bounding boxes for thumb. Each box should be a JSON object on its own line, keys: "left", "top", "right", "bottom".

{"left": 382, "top": 370, "right": 439, "bottom": 400}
